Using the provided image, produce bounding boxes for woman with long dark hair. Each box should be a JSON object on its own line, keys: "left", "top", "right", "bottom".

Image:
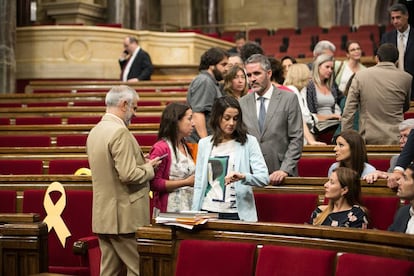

{"left": 311, "top": 167, "right": 369, "bottom": 228}
{"left": 149, "top": 102, "right": 195, "bottom": 213}
{"left": 192, "top": 96, "right": 269, "bottom": 221}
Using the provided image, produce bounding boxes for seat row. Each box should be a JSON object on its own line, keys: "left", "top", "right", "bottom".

{"left": 0, "top": 155, "right": 392, "bottom": 176}
{"left": 176, "top": 239, "right": 414, "bottom": 276}
{"left": 0, "top": 185, "right": 409, "bottom": 276}
{"left": 0, "top": 133, "right": 157, "bottom": 147}
{"left": 0, "top": 115, "right": 161, "bottom": 125}
{"left": 0, "top": 179, "right": 402, "bottom": 231}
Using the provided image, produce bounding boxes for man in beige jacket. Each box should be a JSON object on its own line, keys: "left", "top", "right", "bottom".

{"left": 87, "top": 85, "right": 160, "bottom": 275}
{"left": 341, "top": 43, "right": 412, "bottom": 145}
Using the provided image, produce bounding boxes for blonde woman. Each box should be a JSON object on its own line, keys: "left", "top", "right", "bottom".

{"left": 284, "top": 63, "right": 326, "bottom": 145}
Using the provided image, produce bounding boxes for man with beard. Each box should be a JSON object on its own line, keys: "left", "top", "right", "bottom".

{"left": 87, "top": 85, "right": 160, "bottom": 275}
{"left": 186, "top": 47, "right": 229, "bottom": 143}
{"left": 240, "top": 54, "right": 303, "bottom": 184}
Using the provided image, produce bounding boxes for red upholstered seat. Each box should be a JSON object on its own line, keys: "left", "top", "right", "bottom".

{"left": 404, "top": 112, "right": 414, "bottom": 119}
{"left": 15, "top": 117, "right": 62, "bottom": 125}
{"left": 0, "top": 190, "right": 17, "bottom": 212}
{"left": 0, "top": 117, "right": 10, "bottom": 124}
{"left": 133, "top": 133, "right": 158, "bottom": 146}
{"left": 131, "top": 116, "right": 161, "bottom": 124}
{"left": 335, "top": 252, "right": 414, "bottom": 276}
{"left": 175, "top": 239, "right": 256, "bottom": 276}
{"left": 56, "top": 134, "right": 88, "bottom": 146}
{"left": 48, "top": 159, "right": 90, "bottom": 174}
{"left": 298, "top": 157, "right": 335, "bottom": 177}
{"left": 254, "top": 193, "right": 319, "bottom": 223}
{"left": 361, "top": 195, "right": 400, "bottom": 230}
{"left": 22, "top": 189, "right": 100, "bottom": 275}
{"left": 369, "top": 158, "right": 391, "bottom": 172}
{"left": 0, "top": 135, "right": 51, "bottom": 147}
{"left": 72, "top": 101, "right": 106, "bottom": 107}
{"left": 27, "top": 102, "right": 68, "bottom": 107}
{"left": 0, "top": 159, "right": 44, "bottom": 175}
{"left": 255, "top": 245, "right": 336, "bottom": 276}
{"left": 0, "top": 103, "right": 21, "bottom": 107}
{"left": 67, "top": 116, "right": 101, "bottom": 124}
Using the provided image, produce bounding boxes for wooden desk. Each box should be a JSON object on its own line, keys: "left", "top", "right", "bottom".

{"left": 0, "top": 214, "right": 48, "bottom": 275}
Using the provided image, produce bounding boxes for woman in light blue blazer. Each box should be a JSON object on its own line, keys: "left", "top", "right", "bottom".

{"left": 192, "top": 96, "right": 269, "bottom": 222}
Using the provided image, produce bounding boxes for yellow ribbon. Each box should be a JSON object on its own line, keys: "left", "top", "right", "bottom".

{"left": 43, "top": 181, "right": 71, "bottom": 247}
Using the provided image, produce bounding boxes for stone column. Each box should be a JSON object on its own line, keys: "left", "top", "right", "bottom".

{"left": 0, "top": 0, "right": 16, "bottom": 93}
{"left": 106, "top": 0, "right": 131, "bottom": 28}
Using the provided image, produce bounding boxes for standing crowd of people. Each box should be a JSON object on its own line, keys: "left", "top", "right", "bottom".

{"left": 87, "top": 3, "right": 413, "bottom": 275}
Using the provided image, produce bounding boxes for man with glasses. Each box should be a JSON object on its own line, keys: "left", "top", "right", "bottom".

{"left": 364, "top": 119, "right": 414, "bottom": 184}
{"left": 186, "top": 47, "right": 229, "bottom": 143}
{"left": 87, "top": 85, "right": 160, "bottom": 275}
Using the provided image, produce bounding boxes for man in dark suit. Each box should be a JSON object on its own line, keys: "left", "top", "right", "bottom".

{"left": 119, "top": 36, "right": 153, "bottom": 81}
{"left": 240, "top": 54, "right": 303, "bottom": 184}
{"left": 381, "top": 3, "right": 414, "bottom": 99}
{"left": 388, "top": 162, "right": 414, "bottom": 234}
{"left": 387, "top": 129, "right": 414, "bottom": 188}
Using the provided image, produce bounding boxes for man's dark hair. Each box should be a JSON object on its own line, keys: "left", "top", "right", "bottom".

{"left": 240, "top": 42, "right": 264, "bottom": 61}
{"left": 199, "top": 47, "right": 229, "bottom": 71}
{"left": 376, "top": 43, "right": 399, "bottom": 63}
{"left": 234, "top": 32, "right": 246, "bottom": 41}
{"left": 389, "top": 3, "right": 408, "bottom": 15}
{"left": 128, "top": 36, "right": 139, "bottom": 44}
{"left": 268, "top": 56, "right": 284, "bottom": 84}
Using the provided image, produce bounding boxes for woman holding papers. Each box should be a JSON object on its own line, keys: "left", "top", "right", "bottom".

{"left": 192, "top": 96, "right": 269, "bottom": 222}
{"left": 149, "top": 103, "right": 196, "bottom": 213}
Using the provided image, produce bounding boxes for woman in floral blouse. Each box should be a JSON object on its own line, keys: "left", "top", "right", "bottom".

{"left": 310, "top": 167, "right": 369, "bottom": 228}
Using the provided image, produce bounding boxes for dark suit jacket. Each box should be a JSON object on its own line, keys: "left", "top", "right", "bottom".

{"left": 119, "top": 49, "right": 153, "bottom": 81}
{"left": 396, "top": 129, "right": 414, "bottom": 169}
{"left": 239, "top": 86, "right": 303, "bottom": 176}
{"left": 388, "top": 204, "right": 411, "bottom": 233}
{"left": 381, "top": 27, "right": 414, "bottom": 99}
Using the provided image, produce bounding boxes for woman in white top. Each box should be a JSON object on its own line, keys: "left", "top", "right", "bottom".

{"left": 149, "top": 103, "right": 196, "bottom": 213}
{"left": 192, "top": 96, "right": 269, "bottom": 221}
{"left": 284, "top": 63, "right": 326, "bottom": 145}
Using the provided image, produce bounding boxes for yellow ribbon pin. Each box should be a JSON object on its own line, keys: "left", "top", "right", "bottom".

{"left": 43, "top": 181, "right": 71, "bottom": 247}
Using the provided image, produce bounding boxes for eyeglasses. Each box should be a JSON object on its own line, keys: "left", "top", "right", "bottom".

{"left": 398, "top": 135, "right": 408, "bottom": 140}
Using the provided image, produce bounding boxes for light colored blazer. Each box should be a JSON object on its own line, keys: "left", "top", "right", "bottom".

{"left": 192, "top": 134, "right": 269, "bottom": 222}
{"left": 239, "top": 86, "right": 303, "bottom": 176}
{"left": 87, "top": 114, "right": 154, "bottom": 234}
{"left": 341, "top": 62, "right": 412, "bottom": 145}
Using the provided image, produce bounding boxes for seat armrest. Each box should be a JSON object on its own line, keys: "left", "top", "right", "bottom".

{"left": 73, "top": 235, "right": 99, "bottom": 255}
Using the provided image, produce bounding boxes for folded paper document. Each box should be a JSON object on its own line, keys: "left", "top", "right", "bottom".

{"left": 155, "top": 211, "right": 218, "bottom": 230}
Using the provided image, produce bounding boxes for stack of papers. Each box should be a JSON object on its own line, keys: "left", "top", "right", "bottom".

{"left": 155, "top": 211, "right": 218, "bottom": 230}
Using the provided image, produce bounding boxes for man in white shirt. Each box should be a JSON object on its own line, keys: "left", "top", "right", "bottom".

{"left": 381, "top": 3, "right": 414, "bottom": 100}
{"left": 119, "top": 36, "right": 153, "bottom": 82}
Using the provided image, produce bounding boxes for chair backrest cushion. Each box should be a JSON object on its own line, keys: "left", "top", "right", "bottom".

{"left": 254, "top": 193, "right": 318, "bottom": 223}
{"left": 335, "top": 252, "right": 414, "bottom": 276}
{"left": 175, "top": 239, "right": 256, "bottom": 276}
{"left": 255, "top": 245, "right": 336, "bottom": 276}
{"left": 22, "top": 189, "right": 93, "bottom": 270}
